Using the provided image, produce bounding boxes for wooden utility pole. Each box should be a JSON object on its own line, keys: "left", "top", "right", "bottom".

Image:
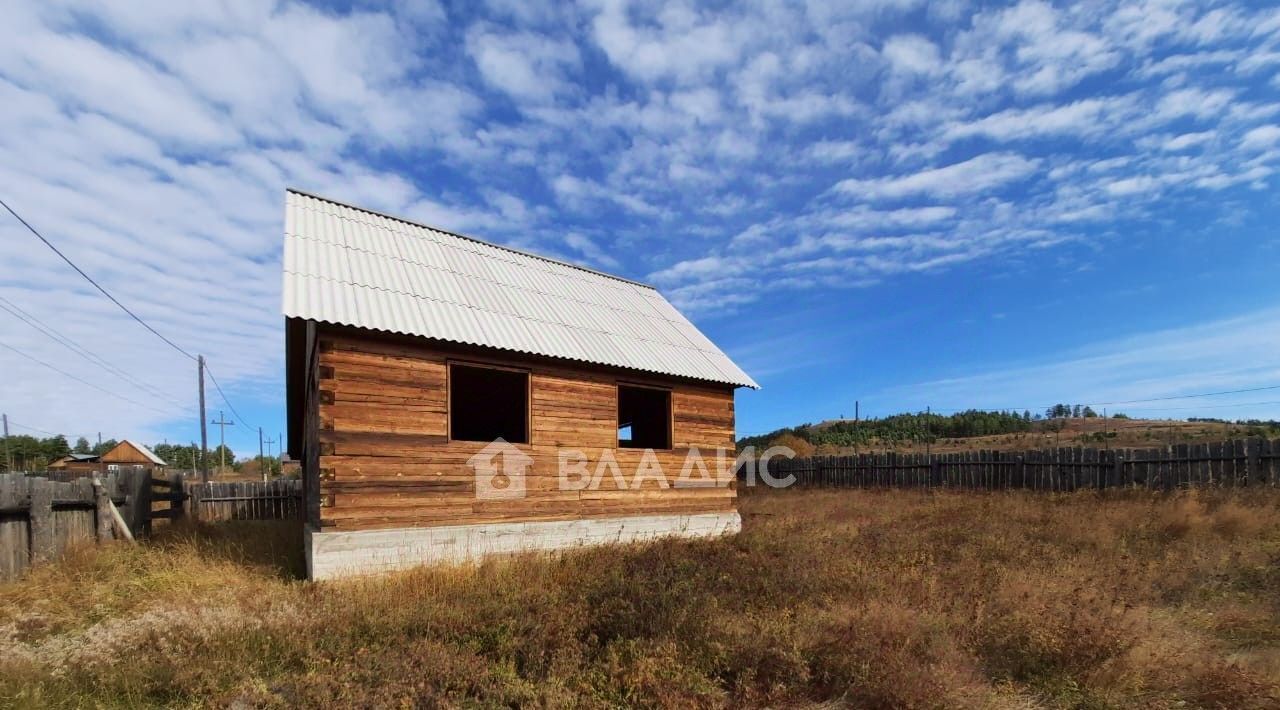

{"left": 2, "top": 413, "right": 11, "bottom": 472}
{"left": 210, "top": 410, "right": 233, "bottom": 475}
{"left": 198, "top": 355, "right": 209, "bottom": 482}
{"left": 925, "top": 406, "right": 932, "bottom": 458}
{"left": 259, "top": 427, "right": 266, "bottom": 482}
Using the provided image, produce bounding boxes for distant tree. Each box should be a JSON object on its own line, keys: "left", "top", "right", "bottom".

{"left": 208, "top": 444, "right": 237, "bottom": 473}
{"left": 1072, "top": 404, "right": 1083, "bottom": 418}
{"left": 1023, "top": 410, "right": 1032, "bottom": 422}
{"left": 1112, "top": 412, "right": 1130, "bottom": 420}
{"left": 73, "top": 437, "right": 91, "bottom": 454}
{"left": 92, "top": 439, "right": 119, "bottom": 457}
{"left": 43, "top": 435, "right": 70, "bottom": 461}
{"left": 768, "top": 433, "right": 815, "bottom": 458}
{"left": 1082, "top": 406, "right": 1098, "bottom": 418}
{"left": 1047, "top": 404, "right": 1073, "bottom": 419}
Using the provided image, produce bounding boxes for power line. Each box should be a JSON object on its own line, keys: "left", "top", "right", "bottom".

{"left": 0, "top": 340, "right": 172, "bottom": 416}
{"left": 0, "top": 295, "right": 185, "bottom": 408}
{"left": 0, "top": 195, "right": 196, "bottom": 361}
{"left": 6, "top": 419, "right": 57, "bottom": 437}
{"left": 1, "top": 195, "right": 262, "bottom": 449}
{"left": 203, "top": 364, "right": 258, "bottom": 434}
{"left": 918, "top": 384, "right": 1280, "bottom": 415}
{"left": 1088, "top": 384, "right": 1280, "bottom": 407}
{"left": 1117, "top": 399, "right": 1280, "bottom": 414}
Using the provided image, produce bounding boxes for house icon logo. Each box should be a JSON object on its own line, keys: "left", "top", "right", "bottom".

{"left": 468, "top": 438, "right": 533, "bottom": 500}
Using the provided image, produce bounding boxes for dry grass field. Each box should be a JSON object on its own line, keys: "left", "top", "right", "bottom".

{"left": 2, "top": 488, "right": 1278, "bottom": 708}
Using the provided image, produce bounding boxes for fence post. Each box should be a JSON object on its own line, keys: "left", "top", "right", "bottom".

{"left": 168, "top": 472, "right": 185, "bottom": 523}
{"left": 1112, "top": 453, "right": 1123, "bottom": 490}
{"left": 189, "top": 481, "right": 202, "bottom": 523}
{"left": 92, "top": 476, "right": 113, "bottom": 542}
{"left": 29, "top": 478, "right": 55, "bottom": 563}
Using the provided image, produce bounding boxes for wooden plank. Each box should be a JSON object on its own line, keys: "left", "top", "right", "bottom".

{"left": 29, "top": 479, "right": 54, "bottom": 564}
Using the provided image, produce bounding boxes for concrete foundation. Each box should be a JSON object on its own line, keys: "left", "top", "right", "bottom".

{"left": 306, "top": 511, "right": 742, "bottom": 580}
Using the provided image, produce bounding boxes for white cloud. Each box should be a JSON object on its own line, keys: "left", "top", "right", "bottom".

{"left": 563, "top": 232, "right": 622, "bottom": 269}
{"left": 882, "top": 34, "right": 942, "bottom": 75}
{"left": 834, "top": 153, "right": 1041, "bottom": 200}
{"left": 1241, "top": 125, "right": 1280, "bottom": 151}
{"left": 589, "top": 0, "right": 750, "bottom": 84}
{"left": 466, "top": 26, "right": 581, "bottom": 103}
{"left": 1162, "top": 131, "right": 1215, "bottom": 151}
{"left": 944, "top": 97, "right": 1134, "bottom": 142}
{"left": 2, "top": 0, "right": 1280, "bottom": 439}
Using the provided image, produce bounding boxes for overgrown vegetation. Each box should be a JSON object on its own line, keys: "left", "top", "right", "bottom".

{"left": 2, "top": 490, "right": 1279, "bottom": 708}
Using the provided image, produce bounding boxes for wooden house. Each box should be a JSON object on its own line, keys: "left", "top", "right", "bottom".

{"left": 48, "top": 441, "right": 166, "bottom": 475}
{"left": 48, "top": 453, "right": 102, "bottom": 474}
{"left": 99, "top": 440, "right": 167, "bottom": 472}
{"left": 282, "top": 190, "right": 757, "bottom": 580}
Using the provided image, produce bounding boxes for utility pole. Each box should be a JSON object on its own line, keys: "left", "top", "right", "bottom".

{"left": 259, "top": 427, "right": 266, "bottom": 482}
{"left": 265, "top": 436, "right": 277, "bottom": 477}
{"left": 210, "top": 410, "right": 233, "bottom": 475}
{"left": 926, "top": 406, "right": 932, "bottom": 458}
{"left": 2, "top": 414, "right": 11, "bottom": 472}
{"left": 855, "top": 400, "right": 859, "bottom": 423}
{"left": 198, "top": 355, "right": 209, "bottom": 482}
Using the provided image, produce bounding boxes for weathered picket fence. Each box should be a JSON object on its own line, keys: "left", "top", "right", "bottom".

{"left": 185, "top": 478, "right": 302, "bottom": 522}
{"left": 754, "top": 438, "right": 1280, "bottom": 491}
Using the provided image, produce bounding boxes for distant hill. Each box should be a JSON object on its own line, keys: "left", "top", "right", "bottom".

{"left": 739, "top": 409, "right": 1280, "bottom": 455}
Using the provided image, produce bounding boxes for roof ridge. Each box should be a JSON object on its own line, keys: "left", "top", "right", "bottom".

{"left": 286, "top": 188, "right": 656, "bottom": 290}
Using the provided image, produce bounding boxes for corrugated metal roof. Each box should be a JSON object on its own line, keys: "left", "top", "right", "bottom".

{"left": 281, "top": 190, "right": 758, "bottom": 388}
{"left": 121, "top": 440, "right": 168, "bottom": 466}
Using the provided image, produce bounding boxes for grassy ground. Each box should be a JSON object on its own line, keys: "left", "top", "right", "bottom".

{"left": 2, "top": 489, "right": 1278, "bottom": 708}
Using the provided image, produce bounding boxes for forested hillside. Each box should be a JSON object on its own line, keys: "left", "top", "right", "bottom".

{"left": 740, "top": 406, "right": 1280, "bottom": 455}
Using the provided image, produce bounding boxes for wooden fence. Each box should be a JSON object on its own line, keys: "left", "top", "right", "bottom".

{"left": 0, "top": 472, "right": 301, "bottom": 581}
{"left": 751, "top": 438, "right": 1280, "bottom": 492}
{"left": 185, "top": 479, "right": 302, "bottom": 522}
{"left": 0, "top": 469, "right": 159, "bottom": 581}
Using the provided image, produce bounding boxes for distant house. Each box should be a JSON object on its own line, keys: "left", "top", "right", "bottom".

{"left": 100, "top": 440, "right": 167, "bottom": 472}
{"left": 282, "top": 189, "right": 758, "bottom": 579}
{"left": 48, "top": 453, "right": 101, "bottom": 473}
{"left": 47, "top": 440, "right": 166, "bottom": 475}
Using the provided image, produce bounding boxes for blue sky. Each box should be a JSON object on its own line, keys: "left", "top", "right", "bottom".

{"left": 0, "top": 0, "right": 1278, "bottom": 456}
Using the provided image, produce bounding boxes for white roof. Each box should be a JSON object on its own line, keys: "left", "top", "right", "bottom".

{"left": 123, "top": 440, "right": 167, "bottom": 466}
{"left": 281, "top": 190, "right": 758, "bottom": 388}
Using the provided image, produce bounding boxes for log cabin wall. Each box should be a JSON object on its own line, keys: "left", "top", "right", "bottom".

{"left": 310, "top": 324, "right": 738, "bottom": 532}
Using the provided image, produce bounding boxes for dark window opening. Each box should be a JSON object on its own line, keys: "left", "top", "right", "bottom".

{"left": 618, "top": 385, "right": 671, "bottom": 449}
{"left": 450, "top": 364, "right": 528, "bottom": 443}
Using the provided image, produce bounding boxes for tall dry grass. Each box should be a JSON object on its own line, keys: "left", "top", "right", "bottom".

{"left": 1, "top": 489, "right": 1278, "bottom": 708}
